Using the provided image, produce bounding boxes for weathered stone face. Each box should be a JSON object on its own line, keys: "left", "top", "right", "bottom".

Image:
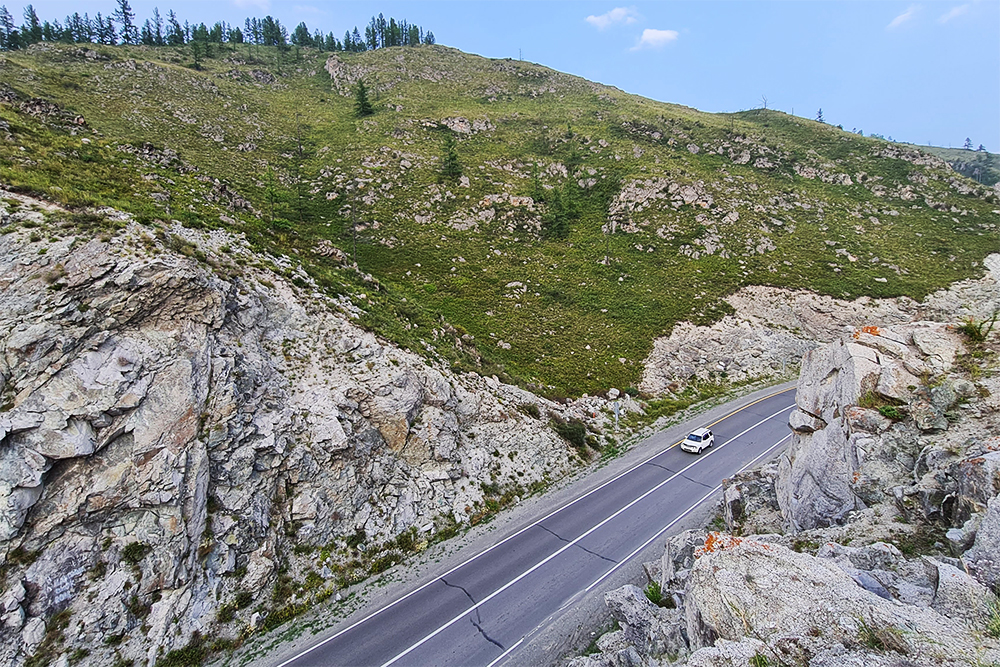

{"left": 0, "top": 212, "right": 576, "bottom": 664}
{"left": 683, "top": 538, "right": 991, "bottom": 665}
{"left": 774, "top": 324, "right": 975, "bottom": 532}
{"left": 640, "top": 254, "right": 1000, "bottom": 394}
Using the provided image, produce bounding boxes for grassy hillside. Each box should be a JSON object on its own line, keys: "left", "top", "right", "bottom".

{"left": 1, "top": 41, "right": 998, "bottom": 396}
{"left": 905, "top": 143, "right": 1000, "bottom": 186}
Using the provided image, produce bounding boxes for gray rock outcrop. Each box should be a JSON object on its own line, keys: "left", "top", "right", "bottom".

{"left": 0, "top": 210, "right": 578, "bottom": 665}
{"left": 578, "top": 314, "right": 1000, "bottom": 667}
{"left": 775, "top": 324, "right": 969, "bottom": 531}
{"left": 640, "top": 256, "right": 1000, "bottom": 393}
{"left": 965, "top": 495, "right": 1000, "bottom": 589}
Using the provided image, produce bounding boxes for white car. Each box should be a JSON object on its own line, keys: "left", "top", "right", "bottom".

{"left": 681, "top": 427, "right": 715, "bottom": 454}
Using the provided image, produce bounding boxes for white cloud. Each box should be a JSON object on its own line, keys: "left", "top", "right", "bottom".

{"left": 233, "top": 0, "right": 270, "bottom": 12}
{"left": 585, "top": 7, "right": 639, "bottom": 30}
{"left": 630, "top": 28, "right": 679, "bottom": 51}
{"left": 938, "top": 4, "right": 969, "bottom": 22}
{"left": 887, "top": 4, "right": 919, "bottom": 29}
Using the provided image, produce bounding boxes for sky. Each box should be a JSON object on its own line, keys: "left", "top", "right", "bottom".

{"left": 16, "top": 1, "right": 1000, "bottom": 151}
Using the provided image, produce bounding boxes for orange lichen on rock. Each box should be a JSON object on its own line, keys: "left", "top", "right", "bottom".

{"left": 852, "top": 325, "right": 882, "bottom": 339}
{"left": 695, "top": 532, "right": 744, "bottom": 557}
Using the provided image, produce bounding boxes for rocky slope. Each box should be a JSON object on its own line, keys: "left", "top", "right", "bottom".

{"left": 1, "top": 42, "right": 999, "bottom": 396}
{"left": 640, "top": 253, "right": 1000, "bottom": 392}
{"left": 574, "top": 306, "right": 1000, "bottom": 665}
{"left": 0, "top": 191, "right": 590, "bottom": 666}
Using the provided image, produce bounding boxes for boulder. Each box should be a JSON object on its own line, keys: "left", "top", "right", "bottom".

{"left": 964, "top": 495, "right": 1000, "bottom": 589}
{"left": 924, "top": 557, "right": 997, "bottom": 624}
{"left": 21, "top": 616, "right": 45, "bottom": 654}
{"left": 911, "top": 325, "right": 962, "bottom": 372}
{"left": 721, "top": 465, "right": 781, "bottom": 534}
{"left": 660, "top": 529, "right": 706, "bottom": 589}
{"left": 686, "top": 638, "right": 768, "bottom": 667}
{"left": 603, "top": 585, "right": 687, "bottom": 659}
{"left": 684, "top": 537, "right": 989, "bottom": 665}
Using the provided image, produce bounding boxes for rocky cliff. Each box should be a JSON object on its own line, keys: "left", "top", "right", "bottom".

{"left": 640, "top": 254, "right": 1000, "bottom": 392}
{"left": 0, "top": 191, "right": 584, "bottom": 666}
{"left": 574, "top": 309, "right": 1000, "bottom": 665}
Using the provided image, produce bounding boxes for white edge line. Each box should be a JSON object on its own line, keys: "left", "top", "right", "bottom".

{"left": 485, "top": 636, "right": 525, "bottom": 667}
{"left": 491, "top": 432, "right": 793, "bottom": 667}
{"left": 274, "top": 388, "right": 794, "bottom": 667}
{"left": 584, "top": 432, "right": 792, "bottom": 593}
{"left": 377, "top": 404, "right": 796, "bottom": 667}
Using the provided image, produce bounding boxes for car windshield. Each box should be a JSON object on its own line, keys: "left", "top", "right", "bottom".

{"left": 686, "top": 434, "right": 701, "bottom": 442}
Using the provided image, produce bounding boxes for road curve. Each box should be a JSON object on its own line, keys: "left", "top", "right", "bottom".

{"left": 274, "top": 386, "right": 796, "bottom": 667}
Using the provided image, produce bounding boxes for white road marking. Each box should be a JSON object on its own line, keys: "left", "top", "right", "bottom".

{"left": 484, "top": 636, "right": 525, "bottom": 667}
{"left": 584, "top": 431, "right": 792, "bottom": 593}
{"left": 377, "top": 404, "right": 795, "bottom": 667}
{"left": 275, "top": 388, "right": 794, "bottom": 667}
{"left": 493, "top": 432, "right": 793, "bottom": 667}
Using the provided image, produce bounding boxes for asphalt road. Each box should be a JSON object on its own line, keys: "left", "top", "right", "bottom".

{"left": 275, "top": 386, "right": 796, "bottom": 667}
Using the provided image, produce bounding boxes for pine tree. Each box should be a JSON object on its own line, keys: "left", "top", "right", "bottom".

{"left": 542, "top": 188, "right": 569, "bottom": 239}
{"left": 354, "top": 79, "right": 374, "bottom": 117}
{"left": 152, "top": 7, "right": 164, "bottom": 45}
{"left": 439, "top": 133, "right": 462, "bottom": 182}
{"left": 964, "top": 137, "right": 974, "bottom": 150}
{"left": 140, "top": 19, "right": 154, "bottom": 45}
{"left": 0, "top": 5, "right": 16, "bottom": 49}
{"left": 292, "top": 22, "right": 312, "bottom": 46}
{"left": 529, "top": 165, "right": 545, "bottom": 204}
{"left": 113, "top": 0, "right": 137, "bottom": 44}
{"left": 816, "top": 108, "right": 824, "bottom": 123}
{"left": 978, "top": 144, "right": 987, "bottom": 152}
{"left": 22, "top": 4, "right": 41, "bottom": 44}
{"left": 166, "top": 10, "right": 183, "bottom": 45}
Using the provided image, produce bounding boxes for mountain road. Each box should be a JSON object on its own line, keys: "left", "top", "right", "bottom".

{"left": 267, "top": 383, "right": 797, "bottom": 667}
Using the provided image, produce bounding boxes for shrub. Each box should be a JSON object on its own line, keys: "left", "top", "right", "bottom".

{"left": 858, "top": 390, "right": 904, "bottom": 411}
{"left": 878, "top": 405, "right": 905, "bottom": 420}
{"left": 553, "top": 419, "right": 587, "bottom": 449}
{"left": 394, "top": 527, "right": 419, "bottom": 552}
{"left": 158, "top": 631, "right": 208, "bottom": 667}
{"left": 369, "top": 552, "right": 402, "bottom": 574}
{"left": 519, "top": 403, "right": 541, "bottom": 419}
{"left": 643, "top": 581, "right": 675, "bottom": 608}
{"left": 958, "top": 313, "right": 997, "bottom": 344}
{"left": 216, "top": 603, "right": 236, "bottom": 623}
{"left": 986, "top": 595, "right": 1000, "bottom": 638}
{"left": 121, "top": 542, "right": 152, "bottom": 565}
{"left": 345, "top": 527, "right": 366, "bottom": 549}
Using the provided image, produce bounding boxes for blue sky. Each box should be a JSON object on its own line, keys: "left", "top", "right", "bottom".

{"left": 17, "top": 1, "right": 1000, "bottom": 151}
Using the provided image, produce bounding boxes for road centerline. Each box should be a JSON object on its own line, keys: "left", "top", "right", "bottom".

{"left": 377, "top": 402, "right": 795, "bottom": 667}
{"left": 482, "top": 430, "right": 795, "bottom": 667}
{"left": 274, "top": 387, "right": 795, "bottom": 667}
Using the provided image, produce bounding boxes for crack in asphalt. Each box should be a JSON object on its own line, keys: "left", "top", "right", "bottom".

{"left": 538, "top": 525, "right": 618, "bottom": 564}
{"left": 470, "top": 617, "right": 505, "bottom": 651}
{"left": 441, "top": 578, "right": 506, "bottom": 651}
{"left": 644, "top": 461, "right": 714, "bottom": 489}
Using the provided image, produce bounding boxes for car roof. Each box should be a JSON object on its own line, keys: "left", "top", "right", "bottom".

{"left": 689, "top": 427, "right": 711, "bottom": 437}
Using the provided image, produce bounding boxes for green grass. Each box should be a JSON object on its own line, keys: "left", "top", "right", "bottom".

{"left": 856, "top": 616, "right": 910, "bottom": 654}
{"left": 1, "top": 42, "right": 998, "bottom": 396}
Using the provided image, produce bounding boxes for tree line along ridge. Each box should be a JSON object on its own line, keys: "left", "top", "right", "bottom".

{"left": 0, "top": 2, "right": 435, "bottom": 53}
